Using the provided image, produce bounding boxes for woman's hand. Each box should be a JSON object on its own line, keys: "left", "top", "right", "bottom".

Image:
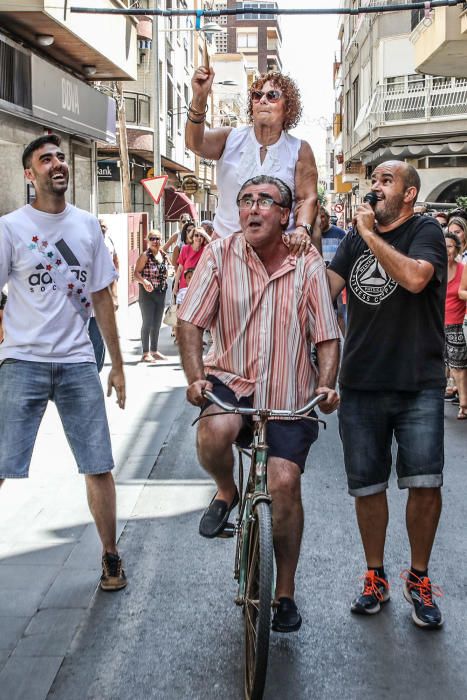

{"left": 143, "top": 279, "right": 153, "bottom": 293}
{"left": 191, "top": 67, "right": 215, "bottom": 105}
{"left": 282, "top": 229, "right": 313, "bottom": 257}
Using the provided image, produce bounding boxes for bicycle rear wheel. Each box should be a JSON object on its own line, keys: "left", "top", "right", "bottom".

{"left": 244, "top": 500, "right": 273, "bottom": 700}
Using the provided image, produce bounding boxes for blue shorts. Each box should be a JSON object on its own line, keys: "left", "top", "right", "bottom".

{"left": 0, "top": 359, "right": 114, "bottom": 478}
{"left": 338, "top": 387, "right": 444, "bottom": 496}
{"left": 202, "top": 375, "right": 319, "bottom": 472}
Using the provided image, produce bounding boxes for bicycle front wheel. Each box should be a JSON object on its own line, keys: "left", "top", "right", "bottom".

{"left": 244, "top": 500, "right": 273, "bottom": 700}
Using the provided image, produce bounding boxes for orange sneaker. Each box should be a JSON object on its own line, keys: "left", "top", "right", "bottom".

{"left": 351, "top": 569, "right": 390, "bottom": 615}
{"left": 401, "top": 571, "right": 443, "bottom": 629}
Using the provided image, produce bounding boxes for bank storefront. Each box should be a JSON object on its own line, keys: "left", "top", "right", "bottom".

{"left": 0, "top": 34, "right": 115, "bottom": 217}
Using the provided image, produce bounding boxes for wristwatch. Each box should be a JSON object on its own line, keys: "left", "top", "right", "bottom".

{"left": 296, "top": 223, "right": 313, "bottom": 238}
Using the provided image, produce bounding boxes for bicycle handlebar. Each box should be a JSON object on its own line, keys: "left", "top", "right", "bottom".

{"left": 202, "top": 390, "right": 328, "bottom": 418}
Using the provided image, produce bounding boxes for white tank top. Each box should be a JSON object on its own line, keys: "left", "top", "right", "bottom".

{"left": 214, "top": 126, "right": 301, "bottom": 238}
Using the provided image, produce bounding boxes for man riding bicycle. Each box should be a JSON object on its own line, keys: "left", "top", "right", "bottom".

{"left": 178, "top": 175, "right": 340, "bottom": 633}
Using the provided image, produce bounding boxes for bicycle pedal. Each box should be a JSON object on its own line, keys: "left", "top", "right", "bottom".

{"left": 217, "top": 522, "right": 235, "bottom": 538}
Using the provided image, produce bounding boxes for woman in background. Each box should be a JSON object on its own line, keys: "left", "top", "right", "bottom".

{"left": 135, "top": 230, "right": 170, "bottom": 362}
{"left": 444, "top": 231, "right": 467, "bottom": 419}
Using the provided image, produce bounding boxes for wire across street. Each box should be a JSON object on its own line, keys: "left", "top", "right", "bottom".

{"left": 70, "top": 1, "right": 466, "bottom": 19}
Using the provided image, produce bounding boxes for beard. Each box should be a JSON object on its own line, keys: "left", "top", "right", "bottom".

{"left": 375, "top": 192, "right": 406, "bottom": 226}
{"left": 33, "top": 170, "right": 69, "bottom": 197}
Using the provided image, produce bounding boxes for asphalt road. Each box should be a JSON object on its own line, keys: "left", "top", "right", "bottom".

{"left": 48, "top": 397, "right": 467, "bottom": 700}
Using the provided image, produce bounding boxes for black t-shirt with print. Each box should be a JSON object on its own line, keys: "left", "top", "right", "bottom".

{"left": 329, "top": 215, "right": 447, "bottom": 391}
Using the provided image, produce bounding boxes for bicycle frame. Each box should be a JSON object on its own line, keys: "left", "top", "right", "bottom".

{"left": 199, "top": 391, "right": 327, "bottom": 604}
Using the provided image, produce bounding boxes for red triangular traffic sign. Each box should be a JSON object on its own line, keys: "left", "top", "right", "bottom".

{"left": 140, "top": 175, "right": 168, "bottom": 204}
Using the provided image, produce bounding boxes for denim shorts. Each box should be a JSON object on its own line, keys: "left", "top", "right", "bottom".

{"left": 202, "top": 375, "right": 319, "bottom": 472}
{"left": 0, "top": 359, "right": 114, "bottom": 478}
{"left": 338, "top": 387, "right": 444, "bottom": 496}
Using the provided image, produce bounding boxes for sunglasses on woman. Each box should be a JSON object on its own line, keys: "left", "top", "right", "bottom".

{"left": 251, "top": 89, "right": 283, "bottom": 103}
{"left": 149, "top": 237, "right": 161, "bottom": 242}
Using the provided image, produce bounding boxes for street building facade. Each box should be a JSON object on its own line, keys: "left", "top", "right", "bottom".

{"left": 332, "top": 1, "right": 467, "bottom": 224}
{"left": 0, "top": 1, "right": 137, "bottom": 217}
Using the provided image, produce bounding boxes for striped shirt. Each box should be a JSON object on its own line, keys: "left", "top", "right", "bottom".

{"left": 178, "top": 233, "right": 340, "bottom": 411}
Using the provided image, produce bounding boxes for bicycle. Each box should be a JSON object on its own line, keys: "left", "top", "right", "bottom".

{"left": 197, "top": 390, "right": 327, "bottom": 700}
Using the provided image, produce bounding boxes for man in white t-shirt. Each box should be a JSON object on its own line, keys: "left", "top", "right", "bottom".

{"left": 0, "top": 134, "right": 127, "bottom": 591}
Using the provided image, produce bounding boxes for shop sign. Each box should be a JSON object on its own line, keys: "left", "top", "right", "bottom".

{"left": 97, "top": 160, "right": 120, "bottom": 181}
{"left": 182, "top": 176, "right": 199, "bottom": 195}
{"left": 30, "top": 55, "right": 116, "bottom": 143}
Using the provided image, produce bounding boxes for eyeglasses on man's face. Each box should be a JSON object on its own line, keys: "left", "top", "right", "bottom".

{"left": 251, "top": 89, "right": 283, "bottom": 103}
{"left": 237, "top": 194, "right": 284, "bottom": 211}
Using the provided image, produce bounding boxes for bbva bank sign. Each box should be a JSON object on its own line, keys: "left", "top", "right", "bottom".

{"left": 62, "top": 78, "right": 80, "bottom": 115}
{"left": 30, "top": 55, "right": 116, "bottom": 143}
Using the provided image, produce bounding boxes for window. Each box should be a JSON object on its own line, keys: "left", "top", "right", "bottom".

{"left": 236, "top": 2, "right": 278, "bottom": 20}
{"left": 125, "top": 94, "right": 137, "bottom": 123}
{"left": 433, "top": 76, "right": 450, "bottom": 89}
{"left": 159, "top": 60, "right": 164, "bottom": 114}
{"left": 237, "top": 31, "right": 258, "bottom": 48}
{"left": 408, "top": 73, "right": 425, "bottom": 92}
{"left": 177, "top": 85, "right": 182, "bottom": 131}
{"left": 167, "top": 78, "right": 174, "bottom": 140}
{"left": 0, "top": 39, "right": 32, "bottom": 109}
{"left": 267, "top": 36, "right": 278, "bottom": 51}
{"left": 345, "top": 90, "right": 351, "bottom": 135}
{"left": 352, "top": 76, "right": 359, "bottom": 126}
{"left": 123, "top": 93, "right": 151, "bottom": 126}
{"left": 385, "top": 76, "right": 404, "bottom": 94}
{"left": 139, "top": 94, "right": 150, "bottom": 126}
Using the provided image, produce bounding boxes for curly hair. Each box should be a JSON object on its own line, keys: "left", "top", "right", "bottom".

{"left": 247, "top": 72, "right": 302, "bottom": 131}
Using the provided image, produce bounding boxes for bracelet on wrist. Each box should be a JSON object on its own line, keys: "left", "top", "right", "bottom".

{"left": 188, "top": 102, "right": 208, "bottom": 116}
{"left": 296, "top": 223, "right": 313, "bottom": 238}
{"left": 187, "top": 114, "right": 206, "bottom": 124}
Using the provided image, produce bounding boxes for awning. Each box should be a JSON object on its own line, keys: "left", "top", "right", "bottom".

{"left": 164, "top": 188, "right": 197, "bottom": 222}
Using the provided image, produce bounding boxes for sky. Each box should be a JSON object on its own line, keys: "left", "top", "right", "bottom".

{"left": 278, "top": 0, "right": 338, "bottom": 167}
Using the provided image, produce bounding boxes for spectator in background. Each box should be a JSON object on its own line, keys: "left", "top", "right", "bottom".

{"left": 99, "top": 219, "right": 119, "bottom": 310}
{"left": 315, "top": 206, "right": 347, "bottom": 332}
{"left": 163, "top": 213, "right": 194, "bottom": 266}
{"left": 318, "top": 206, "right": 346, "bottom": 265}
{"left": 201, "top": 220, "right": 214, "bottom": 237}
{"left": 414, "top": 204, "right": 427, "bottom": 215}
{"left": 434, "top": 211, "right": 448, "bottom": 230}
{"left": 447, "top": 207, "right": 467, "bottom": 225}
{"left": 171, "top": 220, "right": 195, "bottom": 268}
{"left": 444, "top": 232, "right": 467, "bottom": 420}
{"left": 447, "top": 216, "right": 467, "bottom": 263}
{"left": 134, "top": 230, "right": 170, "bottom": 362}
{"left": 173, "top": 226, "right": 211, "bottom": 308}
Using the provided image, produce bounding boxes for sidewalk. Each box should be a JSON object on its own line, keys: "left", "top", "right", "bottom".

{"left": 0, "top": 304, "right": 187, "bottom": 700}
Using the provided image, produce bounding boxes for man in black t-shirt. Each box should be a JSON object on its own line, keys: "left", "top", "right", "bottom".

{"left": 327, "top": 161, "right": 447, "bottom": 630}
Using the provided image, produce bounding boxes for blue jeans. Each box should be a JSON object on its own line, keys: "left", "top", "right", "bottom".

{"left": 338, "top": 387, "right": 444, "bottom": 496}
{"left": 0, "top": 359, "right": 114, "bottom": 478}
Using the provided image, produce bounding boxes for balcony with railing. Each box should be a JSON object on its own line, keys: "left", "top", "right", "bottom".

{"left": 369, "top": 76, "right": 467, "bottom": 127}
{"left": 411, "top": 4, "right": 467, "bottom": 78}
